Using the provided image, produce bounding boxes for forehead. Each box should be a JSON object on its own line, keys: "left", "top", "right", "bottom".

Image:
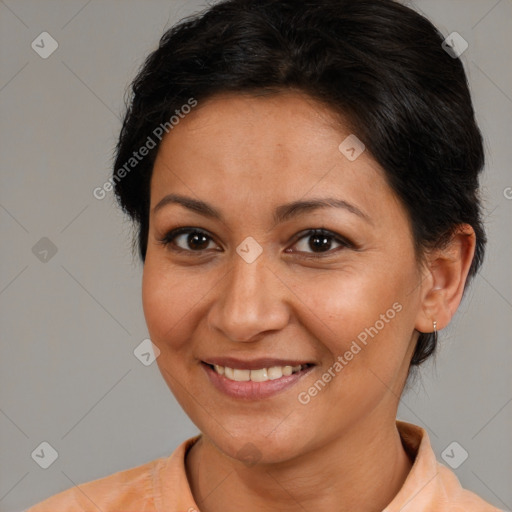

{"left": 150, "top": 92, "right": 401, "bottom": 225}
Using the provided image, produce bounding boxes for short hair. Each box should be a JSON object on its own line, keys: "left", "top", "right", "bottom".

{"left": 113, "top": 0, "right": 486, "bottom": 367}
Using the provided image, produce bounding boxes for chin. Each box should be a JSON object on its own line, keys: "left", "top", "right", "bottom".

{"left": 204, "top": 420, "right": 318, "bottom": 467}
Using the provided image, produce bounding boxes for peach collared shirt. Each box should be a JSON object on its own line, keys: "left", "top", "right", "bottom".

{"left": 25, "top": 421, "right": 501, "bottom": 511}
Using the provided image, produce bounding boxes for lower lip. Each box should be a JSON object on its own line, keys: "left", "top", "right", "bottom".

{"left": 202, "top": 363, "right": 314, "bottom": 400}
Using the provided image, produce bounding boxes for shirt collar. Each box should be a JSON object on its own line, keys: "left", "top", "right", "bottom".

{"left": 154, "top": 421, "right": 469, "bottom": 512}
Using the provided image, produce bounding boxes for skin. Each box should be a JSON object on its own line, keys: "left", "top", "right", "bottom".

{"left": 142, "top": 92, "right": 476, "bottom": 512}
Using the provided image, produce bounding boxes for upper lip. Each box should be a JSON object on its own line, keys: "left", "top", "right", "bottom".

{"left": 203, "top": 357, "right": 314, "bottom": 370}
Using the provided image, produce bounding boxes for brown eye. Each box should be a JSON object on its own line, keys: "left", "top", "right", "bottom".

{"left": 290, "top": 229, "right": 352, "bottom": 257}
{"left": 159, "top": 228, "right": 219, "bottom": 252}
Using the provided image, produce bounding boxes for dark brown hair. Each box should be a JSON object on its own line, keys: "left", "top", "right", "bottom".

{"left": 113, "top": 0, "right": 486, "bottom": 366}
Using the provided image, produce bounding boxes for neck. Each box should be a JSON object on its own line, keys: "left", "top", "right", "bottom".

{"left": 185, "top": 417, "right": 413, "bottom": 512}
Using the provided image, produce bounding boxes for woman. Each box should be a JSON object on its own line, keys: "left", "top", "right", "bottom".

{"left": 27, "top": 0, "right": 500, "bottom": 510}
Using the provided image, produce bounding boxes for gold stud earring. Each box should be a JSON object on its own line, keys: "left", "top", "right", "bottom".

{"left": 433, "top": 320, "right": 437, "bottom": 333}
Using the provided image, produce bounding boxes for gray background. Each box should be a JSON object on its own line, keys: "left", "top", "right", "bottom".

{"left": 0, "top": 0, "right": 510, "bottom": 511}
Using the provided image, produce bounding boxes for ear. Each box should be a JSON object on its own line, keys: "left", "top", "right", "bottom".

{"left": 415, "top": 224, "right": 476, "bottom": 334}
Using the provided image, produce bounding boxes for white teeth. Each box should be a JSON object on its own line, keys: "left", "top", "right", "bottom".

{"left": 233, "top": 369, "right": 251, "bottom": 381}
{"left": 267, "top": 367, "right": 283, "bottom": 380}
{"left": 282, "top": 365, "right": 293, "bottom": 376}
{"left": 250, "top": 368, "right": 268, "bottom": 382}
{"left": 212, "top": 364, "right": 304, "bottom": 382}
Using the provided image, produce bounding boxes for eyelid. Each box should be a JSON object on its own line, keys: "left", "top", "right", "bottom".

{"left": 288, "top": 228, "right": 354, "bottom": 254}
{"left": 157, "top": 227, "right": 222, "bottom": 252}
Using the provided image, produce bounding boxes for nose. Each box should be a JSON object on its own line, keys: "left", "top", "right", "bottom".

{"left": 207, "top": 251, "right": 290, "bottom": 342}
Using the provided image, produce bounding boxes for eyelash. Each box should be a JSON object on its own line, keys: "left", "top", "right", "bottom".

{"left": 157, "top": 227, "right": 354, "bottom": 259}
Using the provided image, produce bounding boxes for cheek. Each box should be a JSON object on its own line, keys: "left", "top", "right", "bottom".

{"left": 289, "top": 271, "right": 416, "bottom": 426}
{"left": 141, "top": 258, "right": 203, "bottom": 351}
{"left": 288, "top": 263, "right": 416, "bottom": 372}
{"left": 287, "top": 267, "right": 395, "bottom": 333}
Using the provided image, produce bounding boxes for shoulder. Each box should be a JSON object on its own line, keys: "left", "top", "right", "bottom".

{"left": 392, "top": 421, "right": 502, "bottom": 512}
{"left": 24, "top": 458, "right": 163, "bottom": 512}
{"left": 24, "top": 434, "right": 202, "bottom": 512}
{"left": 435, "top": 462, "right": 503, "bottom": 512}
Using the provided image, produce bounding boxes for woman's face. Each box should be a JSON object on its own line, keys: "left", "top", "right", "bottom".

{"left": 142, "top": 92, "right": 425, "bottom": 463}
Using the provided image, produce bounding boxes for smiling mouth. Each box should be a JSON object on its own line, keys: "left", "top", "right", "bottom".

{"left": 204, "top": 363, "right": 313, "bottom": 382}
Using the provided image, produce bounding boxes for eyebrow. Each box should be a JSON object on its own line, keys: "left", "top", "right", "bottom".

{"left": 152, "top": 193, "right": 372, "bottom": 226}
